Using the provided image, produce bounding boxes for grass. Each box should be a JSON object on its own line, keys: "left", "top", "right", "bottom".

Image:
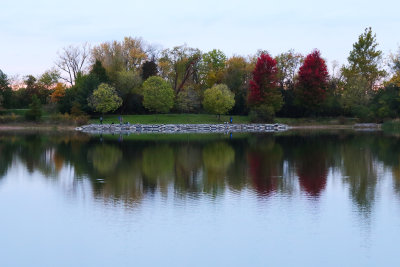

{"left": 88, "top": 114, "right": 361, "bottom": 126}
{"left": 0, "top": 109, "right": 29, "bottom": 116}
{"left": 382, "top": 119, "right": 400, "bottom": 133}
{"left": 90, "top": 114, "right": 251, "bottom": 124}
{"left": 274, "top": 117, "right": 357, "bottom": 126}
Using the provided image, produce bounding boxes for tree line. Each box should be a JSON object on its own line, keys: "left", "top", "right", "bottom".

{"left": 1, "top": 27, "right": 399, "bottom": 122}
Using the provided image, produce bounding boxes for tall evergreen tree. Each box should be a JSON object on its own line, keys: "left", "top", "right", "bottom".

{"left": 90, "top": 60, "right": 109, "bottom": 83}
{"left": 141, "top": 61, "right": 158, "bottom": 81}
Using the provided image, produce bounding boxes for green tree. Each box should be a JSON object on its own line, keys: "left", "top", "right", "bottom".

{"left": 342, "top": 27, "right": 386, "bottom": 94}
{"left": 88, "top": 83, "right": 122, "bottom": 114}
{"left": 202, "top": 84, "right": 235, "bottom": 119}
{"left": 158, "top": 45, "right": 201, "bottom": 94}
{"left": 176, "top": 87, "right": 202, "bottom": 113}
{"left": 0, "top": 69, "right": 12, "bottom": 108}
{"left": 199, "top": 49, "right": 227, "bottom": 88}
{"left": 25, "top": 95, "right": 42, "bottom": 121}
{"left": 388, "top": 47, "right": 400, "bottom": 87}
{"left": 141, "top": 60, "right": 158, "bottom": 81}
{"left": 37, "top": 69, "right": 60, "bottom": 89}
{"left": 90, "top": 60, "right": 109, "bottom": 84}
{"left": 223, "top": 56, "right": 252, "bottom": 115}
{"left": 142, "top": 76, "right": 175, "bottom": 113}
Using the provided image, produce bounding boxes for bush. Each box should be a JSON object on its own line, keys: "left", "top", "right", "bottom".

{"left": 249, "top": 104, "right": 275, "bottom": 123}
{"left": 0, "top": 113, "right": 22, "bottom": 123}
{"left": 49, "top": 113, "right": 90, "bottom": 126}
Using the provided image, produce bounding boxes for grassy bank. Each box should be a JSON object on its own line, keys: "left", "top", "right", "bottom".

{"left": 90, "top": 114, "right": 360, "bottom": 125}
{"left": 89, "top": 114, "right": 251, "bottom": 124}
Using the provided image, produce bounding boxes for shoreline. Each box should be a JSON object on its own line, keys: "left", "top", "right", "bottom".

{"left": 0, "top": 124, "right": 76, "bottom": 131}
{"left": 0, "top": 123, "right": 381, "bottom": 133}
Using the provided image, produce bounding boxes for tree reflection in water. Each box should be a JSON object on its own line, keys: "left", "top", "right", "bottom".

{"left": 1, "top": 131, "right": 400, "bottom": 215}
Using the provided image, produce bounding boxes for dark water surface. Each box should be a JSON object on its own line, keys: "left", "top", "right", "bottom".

{"left": 0, "top": 131, "right": 400, "bottom": 266}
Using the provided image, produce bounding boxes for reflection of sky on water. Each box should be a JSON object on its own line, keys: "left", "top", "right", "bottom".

{"left": 0, "top": 132, "right": 400, "bottom": 266}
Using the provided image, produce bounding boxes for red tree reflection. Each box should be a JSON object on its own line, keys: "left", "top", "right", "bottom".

{"left": 296, "top": 153, "right": 328, "bottom": 197}
{"left": 247, "top": 149, "right": 281, "bottom": 197}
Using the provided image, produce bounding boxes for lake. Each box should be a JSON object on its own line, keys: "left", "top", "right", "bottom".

{"left": 0, "top": 130, "right": 399, "bottom": 266}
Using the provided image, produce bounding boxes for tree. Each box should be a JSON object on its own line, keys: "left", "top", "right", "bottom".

{"left": 199, "top": 49, "right": 227, "bottom": 88}
{"left": 90, "top": 60, "right": 109, "bottom": 84}
{"left": 342, "top": 27, "right": 386, "bottom": 92}
{"left": 88, "top": 83, "right": 122, "bottom": 114}
{"left": 202, "top": 84, "right": 235, "bottom": 119}
{"left": 275, "top": 49, "right": 303, "bottom": 90}
{"left": 142, "top": 76, "right": 175, "bottom": 113}
{"left": 158, "top": 45, "right": 201, "bottom": 94}
{"left": 56, "top": 43, "right": 90, "bottom": 86}
{"left": 141, "top": 61, "right": 158, "bottom": 81}
{"left": 388, "top": 47, "right": 400, "bottom": 87}
{"left": 50, "top": 83, "right": 67, "bottom": 103}
{"left": 113, "top": 70, "right": 143, "bottom": 113}
{"left": 248, "top": 53, "right": 282, "bottom": 121}
{"left": 176, "top": 87, "right": 202, "bottom": 113}
{"left": 25, "top": 95, "right": 42, "bottom": 121}
{"left": 0, "top": 69, "right": 12, "bottom": 108}
{"left": 223, "top": 56, "right": 252, "bottom": 115}
{"left": 37, "top": 69, "right": 60, "bottom": 89}
{"left": 295, "top": 50, "right": 329, "bottom": 114}
{"left": 0, "top": 69, "right": 8, "bottom": 91}
{"left": 74, "top": 73, "right": 101, "bottom": 113}
{"left": 91, "top": 37, "right": 148, "bottom": 79}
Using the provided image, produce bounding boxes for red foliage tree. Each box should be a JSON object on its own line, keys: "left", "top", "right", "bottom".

{"left": 295, "top": 50, "right": 329, "bottom": 113}
{"left": 248, "top": 53, "right": 282, "bottom": 120}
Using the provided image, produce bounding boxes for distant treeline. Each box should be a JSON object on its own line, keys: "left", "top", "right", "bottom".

{"left": 1, "top": 27, "right": 399, "bottom": 122}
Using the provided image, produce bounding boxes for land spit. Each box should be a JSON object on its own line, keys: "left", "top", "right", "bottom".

{"left": 76, "top": 123, "right": 289, "bottom": 134}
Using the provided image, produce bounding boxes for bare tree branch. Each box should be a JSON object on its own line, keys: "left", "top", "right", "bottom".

{"left": 55, "top": 43, "right": 90, "bottom": 86}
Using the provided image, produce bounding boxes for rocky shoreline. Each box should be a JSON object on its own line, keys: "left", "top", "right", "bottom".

{"left": 76, "top": 123, "right": 289, "bottom": 134}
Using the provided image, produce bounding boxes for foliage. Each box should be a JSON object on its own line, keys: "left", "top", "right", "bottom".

{"left": 295, "top": 50, "right": 329, "bottom": 114}
{"left": 158, "top": 45, "right": 201, "bottom": 94}
{"left": 0, "top": 69, "right": 8, "bottom": 90}
{"left": 223, "top": 56, "right": 251, "bottom": 115}
{"left": 248, "top": 53, "right": 282, "bottom": 121}
{"left": 25, "top": 95, "right": 42, "bottom": 121}
{"left": 37, "top": 69, "right": 60, "bottom": 89}
{"left": 88, "top": 83, "right": 123, "bottom": 114}
{"left": 176, "top": 87, "right": 202, "bottom": 113}
{"left": 113, "top": 70, "right": 143, "bottom": 113}
{"left": 370, "top": 83, "right": 400, "bottom": 120}
{"left": 199, "top": 49, "right": 227, "bottom": 88}
{"left": 90, "top": 114, "right": 250, "bottom": 124}
{"left": 91, "top": 37, "right": 147, "bottom": 79}
{"left": 90, "top": 60, "right": 109, "bottom": 83}
{"left": 387, "top": 47, "right": 400, "bottom": 87}
{"left": 0, "top": 69, "right": 12, "bottom": 109}
{"left": 74, "top": 73, "right": 101, "bottom": 113}
{"left": 203, "top": 84, "right": 235, "bottom": 117}
{"left": 341, "top": 75, "right": 370, "bottom": 113}
{"left": 141, "top": 61, "right": 158, "bottom": 81}
{"left": 49, "top": 112, "right": 89, "bottom": 125}
{"left": 50, "top": 83, "right": 67, "bottom": 103}
{"left": 341, "top": 27, "right": 386, "bottom": 91}
{"left": 142, "top": 76, "right": 175, "bottom": 113}
{"left": 275, "top": 49, "right": 303, "bottom": 90}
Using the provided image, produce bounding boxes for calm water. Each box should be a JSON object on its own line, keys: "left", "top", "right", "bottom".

{"left": 0, "top": 131, "right": 400, "bottom": 266}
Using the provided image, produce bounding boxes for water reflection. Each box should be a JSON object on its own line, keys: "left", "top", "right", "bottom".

{"left": 0, "top": 131, "right": 400, "bottom": 214}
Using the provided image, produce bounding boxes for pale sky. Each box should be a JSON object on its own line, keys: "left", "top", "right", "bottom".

{"left": 1, "top": 0, "right": 399, "bottom": 76}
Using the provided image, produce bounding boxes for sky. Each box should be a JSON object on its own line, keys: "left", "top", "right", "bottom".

{"left": 1, "top": 0, "right": 400, "bottom": 77}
